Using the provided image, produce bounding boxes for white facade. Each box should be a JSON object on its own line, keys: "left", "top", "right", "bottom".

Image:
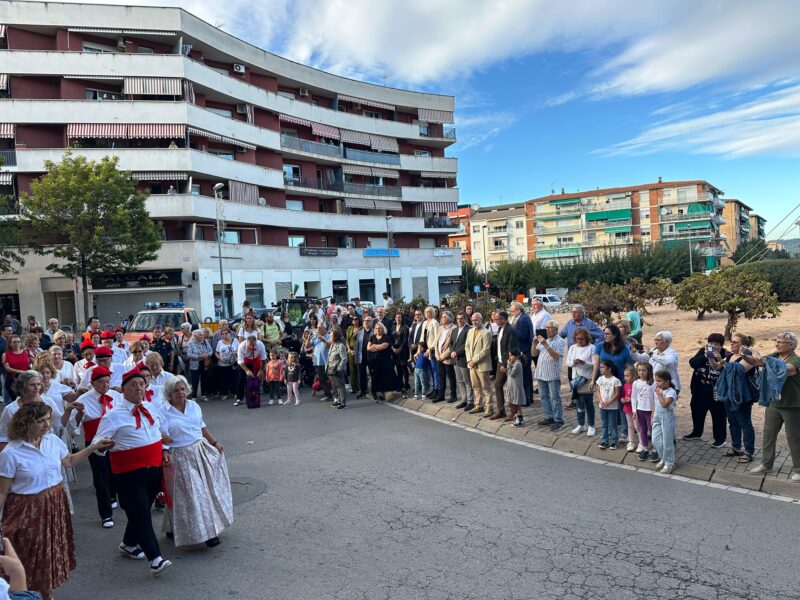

{"left": 469, "top": 204, "right": 528, "bottom": 272}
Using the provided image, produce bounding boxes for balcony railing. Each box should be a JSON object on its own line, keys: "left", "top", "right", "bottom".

{"left": 661, "top": 229, "right": 714, "bottom": 240}
{"left": 581, "top": 236, "right": 633, "bottom": 246}
{"left": 443, "top": 126, "right": 457, "bottom": 139}
{"left": 344, "top": 147, "right": 402, "bottom": 166}
{"left": 284, "top": 176, "right": 402, "bottom": 198}
{"left": 701, "top": 246, "right": 727, "bottom": 257}
{"left": 659, "top": 212, "right": 712, "bottom": 223}
{"left": 582, "top": 200, "right": 631, "bottom": 212}
{"left": 536, "top": 205, "right": 582, "bottom": 217}
{"left": 0, "top": 197, "right": 19, "bottom": 216}
{"left": 488, "top": 226, "right": 508, "bottom": 235}
{"left": 488, "top": 244, "right": 508, "bottom": 253}
{"left": 537, "top": 242, "right": 581, "bottom": 250}
{"left": 535, "top": 223, "right": 582, "bottom": 235}
{"left": 280, "top": 134, "right": 343, "bottom": 158}
{"left": 584, "top": 218, "right": 633, "bottom": 230}
{"left": 424, "top": 216, "right": 455, "bottom": 228}
{"left": 0, "top": 150, "right": 16, "bottom": 167}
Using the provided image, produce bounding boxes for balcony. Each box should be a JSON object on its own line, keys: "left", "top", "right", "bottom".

{"left": 280, "top": 134, "right": 343, "bottom": 159}
{"left": 535, "top": 223, "right": 582, "bottom": 235}
{"left": 661, "top": 229, "right": 714, "bottom": 240}
{"left": 582, "top": 199, "right": 631, "bottom": 212}
{"left": 401, "top": 186, "right": 459, "bottom": 204}
{"left": 0, "top": 150, "right": 16, "bottom": 167}
{"left": 0, "top": 197, "right": 18, "bottom": 216}
{"left": 535, "top": 205, "right": 582, "bottom": 219}
{"left": 582, "top": 236, "right": 633, "bottom": 247}
{"left": 659, "top": 211, "right": 713, "bottom": 223}
{"left": 701, "top": 246, "right": 727, "bottom": 257}
{"left": 284, "top": 176, "right": 402, "bottom": 198}
{"left": 537, "top": 241, "right": 581, "bottom": 250}
{"left": 712, "top": 213, "right": 726, "bottom": 225}
{"left": 424, "top": 216, "right": 455, "bottom": 229}
{"left": 488, "top": 226, "right": 508, "bottom": 236}
{"left": 344, "top": 147, "right": 401, "bottom": 166}
{"left": 583, "top": 218, "right": 633, "bottom": 230}
{"left": 488, "top": 244, "right": 509, "bottom": 253}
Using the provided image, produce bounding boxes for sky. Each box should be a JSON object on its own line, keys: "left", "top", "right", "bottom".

{"left": 59, "top": 0, "right": 800, "bottom": 239}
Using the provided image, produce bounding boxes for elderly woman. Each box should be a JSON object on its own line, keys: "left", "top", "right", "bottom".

{"left": 22, "top": 333, "right": 40, "bottom": 364}
{"left": 327, "top": 329, "right": 349, "bottom": 409}
{"left": 187, "top": 330, "right": 212, "bottom": 402}
{"left": 2, "top": 336, "right": 31, "bottom": 402}
{"left": 566, "top": 327, "right": 596, "bottom": 437}
{"left": 367, "top": 322, "right": 400, "bottom": 403}
{"left": 749, "top": 332, "right": 800, "bottom": 481}
{"left": 177, "top": 323, "right": 193, "bottom": 377}
{"left": 346, "top": 315, "right": 362, "bottom": 396}
{"left": 0, "top": 371, "right": 63, "bottom": 449}
{"left": 159, "top": 376, "right": 232, "bottom": 548}
{"left": 124, "top": 342, "right": 145, "bottom": 370}
{"left": 644, "top": 331, "right": 681, "bottom": 393}
{"left": 304, "top": 324, "right": 333, "bottom": 402}
{"left": 0, "top": 402, "right": 112, "bottom": 599}
{"left": 49, "top": 344, "right": 76, "bottom": 389}
{"left": 37, "top": 360, "right": 78, "bottom": 426}
{"left": 685, "top": 333, "right": 729, "bottom": 448}
{"left": 213, "top": 329, "right": 239, "bottom": 402}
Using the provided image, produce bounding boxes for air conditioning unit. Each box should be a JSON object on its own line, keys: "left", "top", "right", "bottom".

{"left": 298, "top": 88, "right": 309, "bottom": 97}
{"left": 235, "top": 146, "right": 248, "bottom": 153}
{"left": 258, "top": 197, "right": 267, "bottom": 206}
{"left": 233, "top": 63, "right": 246, "bottom": 74}
{"left": 235, "top": 104, "right": 248, "bottom": 114}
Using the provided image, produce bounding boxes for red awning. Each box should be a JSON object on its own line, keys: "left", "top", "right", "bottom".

{"left": 279, "top": 114, "right": 312, "bottom": 127}
{"left": 311, "top": 122, "right": 340, "bottom": 140}
{"left": 369, "top": 134, "right": 399, "bottom": 153}
{"left": 187, "top": 127, "right": 256, "bottom": 150}
{"left": 340, "top": 129, "right": 370, "bottom": 146}
{"left": 128, "top": 124, "right": 186, "bottom": 139}
{"left": 423, "top": 201, "right": 457, "bottom": 213}
{"left": 66, "top": 123, "right": 128, "bottom": 138}
{"left": 0, "top": 123, "right": 14, "bottom": 139}
{"left": 228, "top": 180, "right": 259, "bottom": 205}
{"left": 338, "top": 94, "right": 395, "bottom": 112}
{"left": 418, "top": 108, "right": 454, "bottom": 123}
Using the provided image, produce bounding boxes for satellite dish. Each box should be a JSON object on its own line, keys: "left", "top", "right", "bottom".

{"left": 258, "top": 197, "right": 267, "bottom": 206}
{"left": 580, "top": 198, "right": 588, "bottom": 205}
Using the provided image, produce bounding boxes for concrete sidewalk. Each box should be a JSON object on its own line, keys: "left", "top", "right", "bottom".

{"left": 387, "top": 393, "right": 799, "bottom": 500}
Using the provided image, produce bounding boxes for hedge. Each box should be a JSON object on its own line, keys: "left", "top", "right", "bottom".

{"left": 735, "top": 259, "right": 800, "bottom": 302}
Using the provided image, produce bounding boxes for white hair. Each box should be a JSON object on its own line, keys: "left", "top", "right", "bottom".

{"left": 777, "top": 331, "right": 799, "bottom": 349}
{"left": 570, "top": 304, "right": 585, "bottom": 314}
{"left": 546, "top": 320, "right": 559, "bottom": 329}
{"left": 655, "top": 330, "right": 673, "bottom": 344}
{"left": 164, "top": 375, "right": 190, "bottom": 401}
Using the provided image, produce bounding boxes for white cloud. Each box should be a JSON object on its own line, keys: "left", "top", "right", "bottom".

{"left": 597, "top": 84, "right": 800, "bottom": 158}
{"left": 453, "top": 112, "right": 519, "bottom": 151}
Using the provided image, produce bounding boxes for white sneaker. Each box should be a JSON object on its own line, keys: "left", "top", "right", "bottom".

{"left": 660, "top": 464, "right": 675, "bottom": 474}
{"left": 346, "top": 385, "right": 352, "bottom": 392}
{"left": 587, "top": 426, "right": 596, "bottom": 437}
{"left": 635, "top": 444, "right": 645, "bottom": 453}
{"left": 200, "top": 396, "right": 208, "bottom": 403}
{"left": 277, "top": 398, "right": 284, "bottom": 404}
{"left": 413, "top": 394, "right": 419, "bottom": 399}
{"left": 748, "top": 463, "right": 771, "bottom": 475}
{"left": 233, "top": 399, "right": 242, "bottom": 407}
{"left": 268, "top": 399, "right": 274, "bottom": 405}
{"left": 790, "top": 472, "right": 800, "bottom": 482}
{"left": 571, "top": 425, "right": 584, "bottom": 434}
{"left": 294, "top": 400, "right": 300, "bottom": 405}
{"left": 655, "top": 460, "right": 665, "bottom": 469}
{"left": 626, "top": 442, "right": 636, "bottom": 452}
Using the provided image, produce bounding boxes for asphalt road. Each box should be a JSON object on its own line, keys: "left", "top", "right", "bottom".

{"left": 57, "top": 393, "right": 799, "bottom": 600}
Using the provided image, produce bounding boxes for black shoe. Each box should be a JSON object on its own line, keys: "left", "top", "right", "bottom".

{"left": 446, "top": 397, "right": 457, "bottom": 403}
{"left": 682, "top": 433, "right": 702, "bottom": 440}
{"left": 463, "top": 403, "right": 474, "bottom": 411}
{"left": 565, "top": 402, "right": 576, "bottom": 409}
{"left": 431, "top": 396, "right": 444, "bottom": 403}
{"left": 356, "top": 394, "right": 366, "bottom": 399}
{"left": 165, "top": 531, "right": 174, "bottom": 539}
{"left": 550, "top": 422, "right": 565, "bottom": 432}
{"left": 337, "top": 403, "right": 346, "bottom": 409}
{"left": 205, "top": 537, "right": 221, "bottom": 548}
{"left": 455, "top": 402, "right": 467, "bottom": 409}
{"left": 538, "top": 418, "right": 555, "bottom": 426}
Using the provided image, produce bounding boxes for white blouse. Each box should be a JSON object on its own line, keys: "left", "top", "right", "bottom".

{"left": 158, "top": 400, "right": 206, "bottom": 448}
{"left": 566, "top": 344, "right": 595, "bottom": 379}
{"left": 54, "top": 361, "right": 75, "bottom": 385}
{"left": 631, "top": 379, "right": 656, "bottom": 412}
{"left": 0, "top": 397, "right": 63, "bottom": 443}
{"left": 0, "top": 433, "right": 67, "bottom": 494}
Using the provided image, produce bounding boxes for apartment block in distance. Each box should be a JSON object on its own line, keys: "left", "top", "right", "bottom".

{"left": 750, "top": 213, "right": 767, "bottom": 242}
{"left": 720, "top": 199, "right": 757, "bottom": 255}
{"left": 447, "top": 205, "right": 475, "bottom": 262}
{"left": 526, "top": 180, "right": 728, "bottom": 270}
{"left": 0, "top": 1, "right": 461, "bottom": 322}
{"left": 469, "top": 202, "right": 527, "bottom": 273}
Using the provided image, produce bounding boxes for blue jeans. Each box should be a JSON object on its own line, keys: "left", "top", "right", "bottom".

{"left": 652, "top": 406, "right": 676, "bottom": 466}
{"left": 601, "top": 408, "right": 618, "bottom": 444}
{"left": 538, "top": 379, "right": 562, "bottom": 424}
{"left": 727, "top": 401, "right": 755, "bottom": 455}
{"left": 430, "top": 356, "right": 439, "bottom": 389}
{"left": 414, "top": 368, "right": 430, "bottom": 396}
{"left": 618, "top": 401, "right": 628, "bottom": 439}
{"left": 576, "top": 392, "right": 595, "bottom": 427}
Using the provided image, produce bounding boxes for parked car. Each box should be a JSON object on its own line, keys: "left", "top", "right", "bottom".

{"left": 530, "top": 294, "right": 564, "bottom": 312}
{"left": 124, "top": 302, "right": 200, "bottom": 343}
{"left": 228, "top": 307, "right": 272, "bottom": 331}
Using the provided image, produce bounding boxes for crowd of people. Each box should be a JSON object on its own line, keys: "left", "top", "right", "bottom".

{"left": 0, "top": 295, "right": 799, "bottom": 597}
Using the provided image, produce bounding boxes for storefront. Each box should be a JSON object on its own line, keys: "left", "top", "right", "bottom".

{"left": 90, "top": 269, "right": 187, "bottom": 323}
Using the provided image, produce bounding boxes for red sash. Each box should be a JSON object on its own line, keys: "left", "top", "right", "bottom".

{"left": 83, "top": 417, "right": 101, "bottom": 442}
{"left": 109, "top": 440, "right": 163, "bottom": 475}
{"left": 244, "top": 356, "right": 262, "bottom": 374}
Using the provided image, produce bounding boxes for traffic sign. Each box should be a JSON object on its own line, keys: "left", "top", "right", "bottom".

{"left": 473, "top": 285, "right": 480, "bottom": 293}
{"left": 484, "top": 283, "right": 491, "bottom": 289}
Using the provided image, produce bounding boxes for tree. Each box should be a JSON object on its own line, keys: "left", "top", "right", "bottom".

{"left": 0, "top": 154, "right": 26, "bottom": 274}
{"left": 20, "top": 152, "right": 161, "bottom": 323}
{"left": 731, "top": 239, "right": 791, "bottom": 263}
{"left": 459, "top": 260, "right": 483, "bottom": 294}
{"left": 490, "top": 260, "right": 530, "bottom": 298}
{"left": 674, "top": 269, "right": 780, "bottom": 339}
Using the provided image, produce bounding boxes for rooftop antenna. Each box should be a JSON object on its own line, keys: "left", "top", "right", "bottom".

{"left": 382, "top": 73, "right": 388, "bottom": 87}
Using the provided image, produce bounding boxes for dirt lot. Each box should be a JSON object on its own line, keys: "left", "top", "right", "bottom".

{"left": 632, "top": 302, "right": 796, "bottom": 450}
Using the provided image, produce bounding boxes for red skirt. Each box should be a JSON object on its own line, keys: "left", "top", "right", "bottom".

{"left": 3, "top": 485, "right": 76, "bottom": 597}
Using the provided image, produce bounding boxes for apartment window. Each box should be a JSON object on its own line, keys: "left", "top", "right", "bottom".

{"left": 137, "top": 46, "right": 154, "bottom": 54}
{"left": 244, "top": 283, "right": 264, "bottom": 307}
{"left": 320, "top": 236, "right": 328, "bottom": 248}
{"left": 206, "top": 107, "right": 232, "bottom": 118}
{"left": 677, "top": 187, "right": 690, "bottom": 202}
{"left": 283, "top": 165, "right": 301, "bottom": 182}
{"left": 515, "top": 220, "right": 524, "bottom": 229}
{"left": 208, "top": 150, "right": 235, "bottom": 161}
{"left": 414, "top": 150, "right": 432, "bottom": 157}
{"left": 516, "top": 238, "right": 525, "bottom": 246}
{"left": 285, "top": 199, "right": 304, "bottom": 211}
{"left": 277, "top": 91, "right": 296, "bottom": 100}
{"left": 640, "top": 209, "right": 650, "bottom": 220}
{"left": 208, "top": 66, "right": 230, "bottom": 77}
{"left": 472, "top": 225, "right": 480, "bottom": 233}
{"left": 337, "top": 104, "right": 347, "bottom": 113}
{"left": 363, "top": 110, "right": 381, "bottom": 119}
{"left": 85, "top": 88, "right": 124, "bottom": 101}
{"left": 558, "top": 236, "right": 574, "bottom": 244}
{"left": 191, "top": 184, "right": 201, "bottom": 196}
{"left": 222, "top": 230, "right": 240, "bottom": 244}
{"left": 288, "top": 235, "right": 306, "bottom": 248}
{"left": 473, "top": 241, "right": 482, "bottom": 250}
{"left": 419, "top": 123, "right": 430, "bottom": 137}
{"left": 280, "top": 128, "right": 298, "bottom": 139}
{"left": 493, "top": 239, "right": 506, "bottom": 249}
{"left": 82, "top": 41, "right": 117, "bottom": 53}
{"left": 641, "top": 228, "right": 651, "bottom": 237}
{"left": 312, "top": 99, "right": 319, "bottom": 106}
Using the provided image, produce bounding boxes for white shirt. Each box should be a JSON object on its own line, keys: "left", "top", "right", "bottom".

{"left": 631, "top": 379, "right": 656, "bottom": 412}
{"left": 566, "top": 344, "right": 595, "bottom": 379}
{"left": 497, "top": 326, "right": 504, "bottom": 362}
{"left": 76, "top": 388, "right": 122, "bottom": 422}
{"left": 158, "top": 400, "right": 206, "bottom": 448}
{"left": 530, "top": 308, "right": 552, "bottom": 332}
{"left": 0, "top": 433, "right": 67, "bottom": 494}
{"left": 80, "top": 363, "right": 123, "bottom": 390}
{"left": 147, "top": 370, "right": 175, "bottom": 409}
{"left": 383, "top": 297, "right": 394, "bottom": 308}
{"left": 650, "top": 347, "right": 681, "bottom": 392}
{"left": 92, "top": 398, "right": 163, "bottom": 451}
{"left": 112, "top": 342, "right": 130, "bottom": 365}
{"left": 55, "top": 361, "right": 75, "bottom": 385}
{"left": 237, "top": 340, "right": 267, "bottom": 364}
{"left": 73, "top": 357, "right": 95, "bottom": 384}
{"left": 597, "top": 375, "right": 622, "bottom": 408}
{"left": 42, "top": 381, "right": 71, "bottom": 414}
{"left": 216, "top": 338, "right": 240, "bottom": 366}
{"left": 0, "top": 397, "right": 62, "bottom": 443}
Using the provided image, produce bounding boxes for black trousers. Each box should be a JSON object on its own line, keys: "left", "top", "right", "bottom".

{"left": 115, "top": 466, "right": 163, "bottom": 561}
{"left": 690, "top": 390, "right": 727, "bottom": 444}
{"left": 87, "top": 443, "right": 115, "bottom": 520}
{"left": 358, "top": 360, "right": 369, "bottom": 396}
{"left": 215, "top": 366, "right": 236, "bottom": 396}
{"left": 522, "top": 353, "right": 533, "bottom": 406}
{"left": 436, "top": 361, "right": 456, "bottom": 401}
{"left": 315, "top": 365, "right": 333, "bottom": 399}
{"left": 494, "top": 368, "right": 508, "bottom": 413}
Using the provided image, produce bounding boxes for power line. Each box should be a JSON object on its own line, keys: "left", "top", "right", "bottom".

{"left": 734, "top": 201, "right": 800, "bottom": 266}
{"left": 738, "top": 210, "right": 800, "bottom": 266}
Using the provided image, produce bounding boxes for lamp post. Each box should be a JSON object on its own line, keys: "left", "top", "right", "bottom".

{"left": 385, "top": 215, "right": 393, "bottom": 299}
{"left": 213, "top": 182, "right": 227, "bottom": 319}
{"left": 481, "top": 224, "right": 488, "bottom": 286}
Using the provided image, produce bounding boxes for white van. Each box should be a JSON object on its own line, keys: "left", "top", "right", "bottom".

{"left": 530, "top": 294, "right": 564, "bottom": 311}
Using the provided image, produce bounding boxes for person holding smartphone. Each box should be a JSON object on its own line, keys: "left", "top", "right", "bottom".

{"left": 684, "top": 333, "right": 729, "bottom": 448}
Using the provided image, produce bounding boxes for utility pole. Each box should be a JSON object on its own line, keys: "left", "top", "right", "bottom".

{"left": 213, "top": 182, "right": 227, "bottom": 319}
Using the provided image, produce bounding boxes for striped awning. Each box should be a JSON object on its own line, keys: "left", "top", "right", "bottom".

{"left": 68, "top": 27, "right": 176, "bottom": 36}
{"left": 131, "top": 172, "right": 188, "bottom": 181}
{"left": 311, "top": 122, "right": 340, "bottom": 140}
{"left": 373, "top": 200, "right": 403, "bottom": 211}
{"left": 338, "top": 94, "right": 395, "bottom": 112}
{"left": 63, "top": 75, "right": 124, "bottom": 81}
{"left": 123, "top": 77, "right": 182, "bottom": 96}
{"left": 342, "top": 164, "right": 373, "bottom": 177}
{"left": 340, "top": 129, "right": 370, "bottom": 146}
{"left": 183, "top": 80, "right": 196, "bottom": 104}
{"left": 418, "top": 108, "right": 454, "bottom": 123}
{"left": 187, "top": 127, "right": 256, "bottom": 150}
{"left": 244, "top": 103, "right": 255, "bottom": 125}
{"left": 420, "top": 171, "right": 456, "bottom": 179}
{"left": 0, "top": 172, "right": 13, "bottom": 186}
{"left": 423, "top": 201, "right": 458, "bottom": 213}
{"left": 344, "top": 198, "right": 376, "bottom": 210}
{"left": 128, "top": 124, "right": 185, "bottom": 139}
{"left": 371, "top": 167, "right": 399, "bottom": 179}
{"left": 369, "top": 134, "right": 399, "bottom": 153}
{"left": 229, "top": 180, "right": 259, "bottom": 205}
{"left": 0, "top": 124, "right": 14, "bottom": 139}
{"left": 66, "top": 123, "right": 128, "bottom": 138}
{"left": 0, "top": 74, "right": 8, "bottom": 91}
{"left": 279, "top": 114, "right": 312, "bottom": 128}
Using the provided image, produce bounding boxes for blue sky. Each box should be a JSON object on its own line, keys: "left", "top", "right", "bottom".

{"left": 71, "top": 0, "right": 800, "bottom": 238}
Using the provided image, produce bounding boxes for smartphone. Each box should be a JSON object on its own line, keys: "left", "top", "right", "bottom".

{"left": 742, "top": 348, "right": 752, "bottom": 356}
{"left": 535, "top": 329, "right": 548, "bottom": 339}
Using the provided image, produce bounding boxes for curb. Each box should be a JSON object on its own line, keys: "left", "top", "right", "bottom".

{"left": 386, "top": 395, "right": 800, "bottom": 503}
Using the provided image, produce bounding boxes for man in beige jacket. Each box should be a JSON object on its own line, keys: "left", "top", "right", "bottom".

{"left": 465, "top": 312, "right": 494, "bottom": 415}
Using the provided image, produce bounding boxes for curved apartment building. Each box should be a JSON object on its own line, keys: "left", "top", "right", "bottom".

{"left": 0, "top": 1, "right": 461, "bottom": 322}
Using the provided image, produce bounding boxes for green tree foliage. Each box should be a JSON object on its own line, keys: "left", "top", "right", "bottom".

{"left": 735, "top": 259, "right": 800, "bottom": 302}
{"left": 0, "top": 154, "right": 26, "bottom": 274}
{"left": 489, "top": 260, "right": 530, "bottom": 297}
{"left": 20, "top": 152, "right": 161, "bottom": 322}
{"left": 731, "top": 239, "right": 791, "bottom": 263}
{"left": 441, "top": 291, "right": 508, "bottom": 320}
{"left": 674, "top": 269, "right": 780, "bottom": 339}
{"left": 459, "top": 260, "right": 483, "bottom": 293}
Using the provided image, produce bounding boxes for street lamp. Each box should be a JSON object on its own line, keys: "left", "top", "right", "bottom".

{"left": 385, "top": 215, "right": 393, "bottom": 299}
{"left": 481, "top": 224, "right": 488, "bottom": 286}
{"left": 213, "top": 182, "right": 226, "bottom": 319}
